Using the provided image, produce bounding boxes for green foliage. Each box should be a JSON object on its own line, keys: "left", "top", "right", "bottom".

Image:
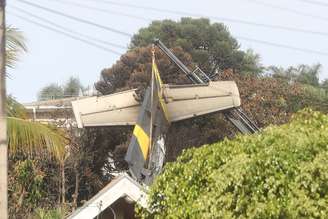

{"left": 140, "top": 109, "right": 328, "bottom": 218}
{"left": 15, "top": 160, "right": 44, "bottom": 204}
{"left": 7, "top": 117, "right": 67, "bottom": 161}
{"left": 37, "top": 83, "right": 64, "bottom": 101}
{"left": 240, "top": 49, "right": 264, "bottom": 76}
{"left": 131, "top": 17, "right": 262, "bottom": 75}
{"left": 268, "top": 63, "right": 321, "bottom": 87}
{"left": 38, "top": 77, "right": 84, "bottom": 100}
{"left": 321, "top": 79, "right": 328, "bottom": 90}
{"left": 6, "top": 97, "right": 101, "bottom": 217}
{"left": 6, "top": 26, "right": 27, "bottom": 69}
{"left": 301, "top": 85, "right": 328, "bottom": 109}
{"left": 9, "top": 160, "right": 45, "bottom": 217}
{"left": 6, "top": 95, "right": 27, "bottom": 119}
{"left": 63, "top": 76, "right": 84, "bottom": 97}
{"left": 8, "top": 154, "right": 67, "bottom": 218}
{"left": 296, "top": 64, "right": 321, "bottom": 86}
{"left": 33, "top": 208, "right": 65, "bottom": 219}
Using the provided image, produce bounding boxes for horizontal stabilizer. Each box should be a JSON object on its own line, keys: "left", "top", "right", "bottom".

{"left": 72, "top": 81, "right": 241, "bottom": 128}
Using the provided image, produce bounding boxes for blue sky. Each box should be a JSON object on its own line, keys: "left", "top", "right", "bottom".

{"left": 6, "top": 0, "right": 328, "bottom": 103}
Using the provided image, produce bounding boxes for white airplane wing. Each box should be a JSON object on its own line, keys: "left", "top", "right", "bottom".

{"left": 72, "top": 81, "right": 241, "bottom": 128}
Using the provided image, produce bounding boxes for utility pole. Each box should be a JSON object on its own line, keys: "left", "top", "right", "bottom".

{"left": 0, "top": 0, "right": 7, "bottom": 218}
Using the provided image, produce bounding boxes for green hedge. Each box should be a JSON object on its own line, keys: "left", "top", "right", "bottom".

{"left": 139, "top": 109, "right": 328, "bottom": 218}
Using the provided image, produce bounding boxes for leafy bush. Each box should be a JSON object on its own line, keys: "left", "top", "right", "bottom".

{"left": 33, "top": 208, "right": 65, "bottom": 219}
{"left": 9, "top": 160, "right": 45, "bottom": 217}
{"left": 139, "top": 109, "right": 328, "bottom": 218}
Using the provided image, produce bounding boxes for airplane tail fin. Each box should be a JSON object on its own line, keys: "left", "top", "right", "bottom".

{"left": 125, "top": 57, "right": 170, "bottom": 184}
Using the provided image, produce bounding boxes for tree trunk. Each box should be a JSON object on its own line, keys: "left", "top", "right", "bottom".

{"left": 72, "top": 162, "right": 79, "bottom": 210}
{"left": 15, "top": 187, "right": 26, "bottom": 213}
{"left": 60, "top": 161, "right": 66, "bottom": 204}
{"left": 0, "top": 1, "right": 7, "bottom": 218}
{"left": 58, "top": 169, "right": 61, "bottom": 205}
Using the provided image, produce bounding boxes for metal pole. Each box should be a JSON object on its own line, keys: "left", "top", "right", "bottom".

{"left": 0, "top": 0, "right": 7, "bottom": 218}
{"left": 147, "top": 45, "right": 155, "bottom": 168}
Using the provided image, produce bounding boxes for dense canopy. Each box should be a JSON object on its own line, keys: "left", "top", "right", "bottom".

{"left": 94, "top": 18, "right": 328, "bottom": 168}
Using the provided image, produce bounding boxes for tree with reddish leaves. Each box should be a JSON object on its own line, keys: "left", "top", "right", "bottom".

{"left": 218, "top": 69, "right": 328, "bottom": 127}
{"left": 89, "top": 18, "right": 328, "bottom": 188}
{"left": 95, "top": 46, "right": 193, "bottom": 95}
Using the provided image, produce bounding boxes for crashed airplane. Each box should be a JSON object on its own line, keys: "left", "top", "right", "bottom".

{"left": 69, "top": 39, "right": 259, "bottom": 218}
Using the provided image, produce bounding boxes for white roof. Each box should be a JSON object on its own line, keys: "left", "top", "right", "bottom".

{"left": 68, "top": 174, "right": 147, "bottom": 219}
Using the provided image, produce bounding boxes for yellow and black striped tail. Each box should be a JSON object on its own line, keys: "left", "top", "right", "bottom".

{"left": 125, "top": 60, "right": 170, "bottom": 184}
{"left": 125, "top": 88, "right": 152, "bottom": 181}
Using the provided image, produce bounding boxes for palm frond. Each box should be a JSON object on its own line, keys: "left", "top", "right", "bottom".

{"left": 6, "top": 26, "right": 27, "bottom": 69}
{"left": 7, "top": 117, "right": 67, "bottom": 161}
{"left": 6, "top": 95, "right": 28, "bottom": 119}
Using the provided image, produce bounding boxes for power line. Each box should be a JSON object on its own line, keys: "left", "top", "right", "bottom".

{"left": 16, "top": 0, "right": 133, "bottom": 37}
{"left": 296, "top": 0, "right": 328, "bottom": 7}
{"left": 11, "top": 0, "right": 328, "bottom": 57}
{"left": 16, "top": 0, "right": 328, "bottom": 37}
{"left": 10, "top": 6, "right": 127, "bottom": 50}
{"left": 236, "top": 36, "right": 328, "bottom": 56}
{"left": 9, "top": 12, "right": 123, "bottom": 55}
{"left": 42, "top": 0, "right": 152, "bottom": 22}
{"left": 245, "top": 0, "right": 328, "bottom": 21}
{"left": 88, "top": 0, "right": 328, "bottom": 37}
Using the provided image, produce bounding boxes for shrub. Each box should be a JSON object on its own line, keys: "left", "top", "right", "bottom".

{"left": 139, "top": 109, "right": 328, "bottom": 218}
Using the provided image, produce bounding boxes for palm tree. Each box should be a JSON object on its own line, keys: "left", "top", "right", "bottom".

{"left": 5, "top": 27, "right": 67, "bottom": 157}
{"left": 2, "top": 27, "right": 68, "bottom": 215}
{"left": 6, "top": 27, "right": 27, "bottom": 69}
{"left": 7, "top": 110, "right": 67, "bottom": 161}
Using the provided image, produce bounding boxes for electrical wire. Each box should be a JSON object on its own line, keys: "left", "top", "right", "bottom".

{"left": 236, "top": 36, "right": 328, "bottom": 56}
{"left": 9, "top": 12, "right": 123, "bottom": 55}
{"left": 16, "top": 0, "right": 328, "bottom": 37}
{"left": 296, "top": 0, "right": 328, "bottom": 7}
{"left": 11, "top": 0, "right": 328, "bottom": 56}
{"left": 245, "top": 0, "right": 328, "bottom": 21}
{"left": 86, "top": 0, "right": 328, "bottom": 37}
{"left": 10, "top": 6, "right": 127, "bottom": 50}
{"left": 16, "top": 0, "right": 133, "bottom": 37}
{"left": 41, "top": 0, "right": 152, "bottom": 22}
